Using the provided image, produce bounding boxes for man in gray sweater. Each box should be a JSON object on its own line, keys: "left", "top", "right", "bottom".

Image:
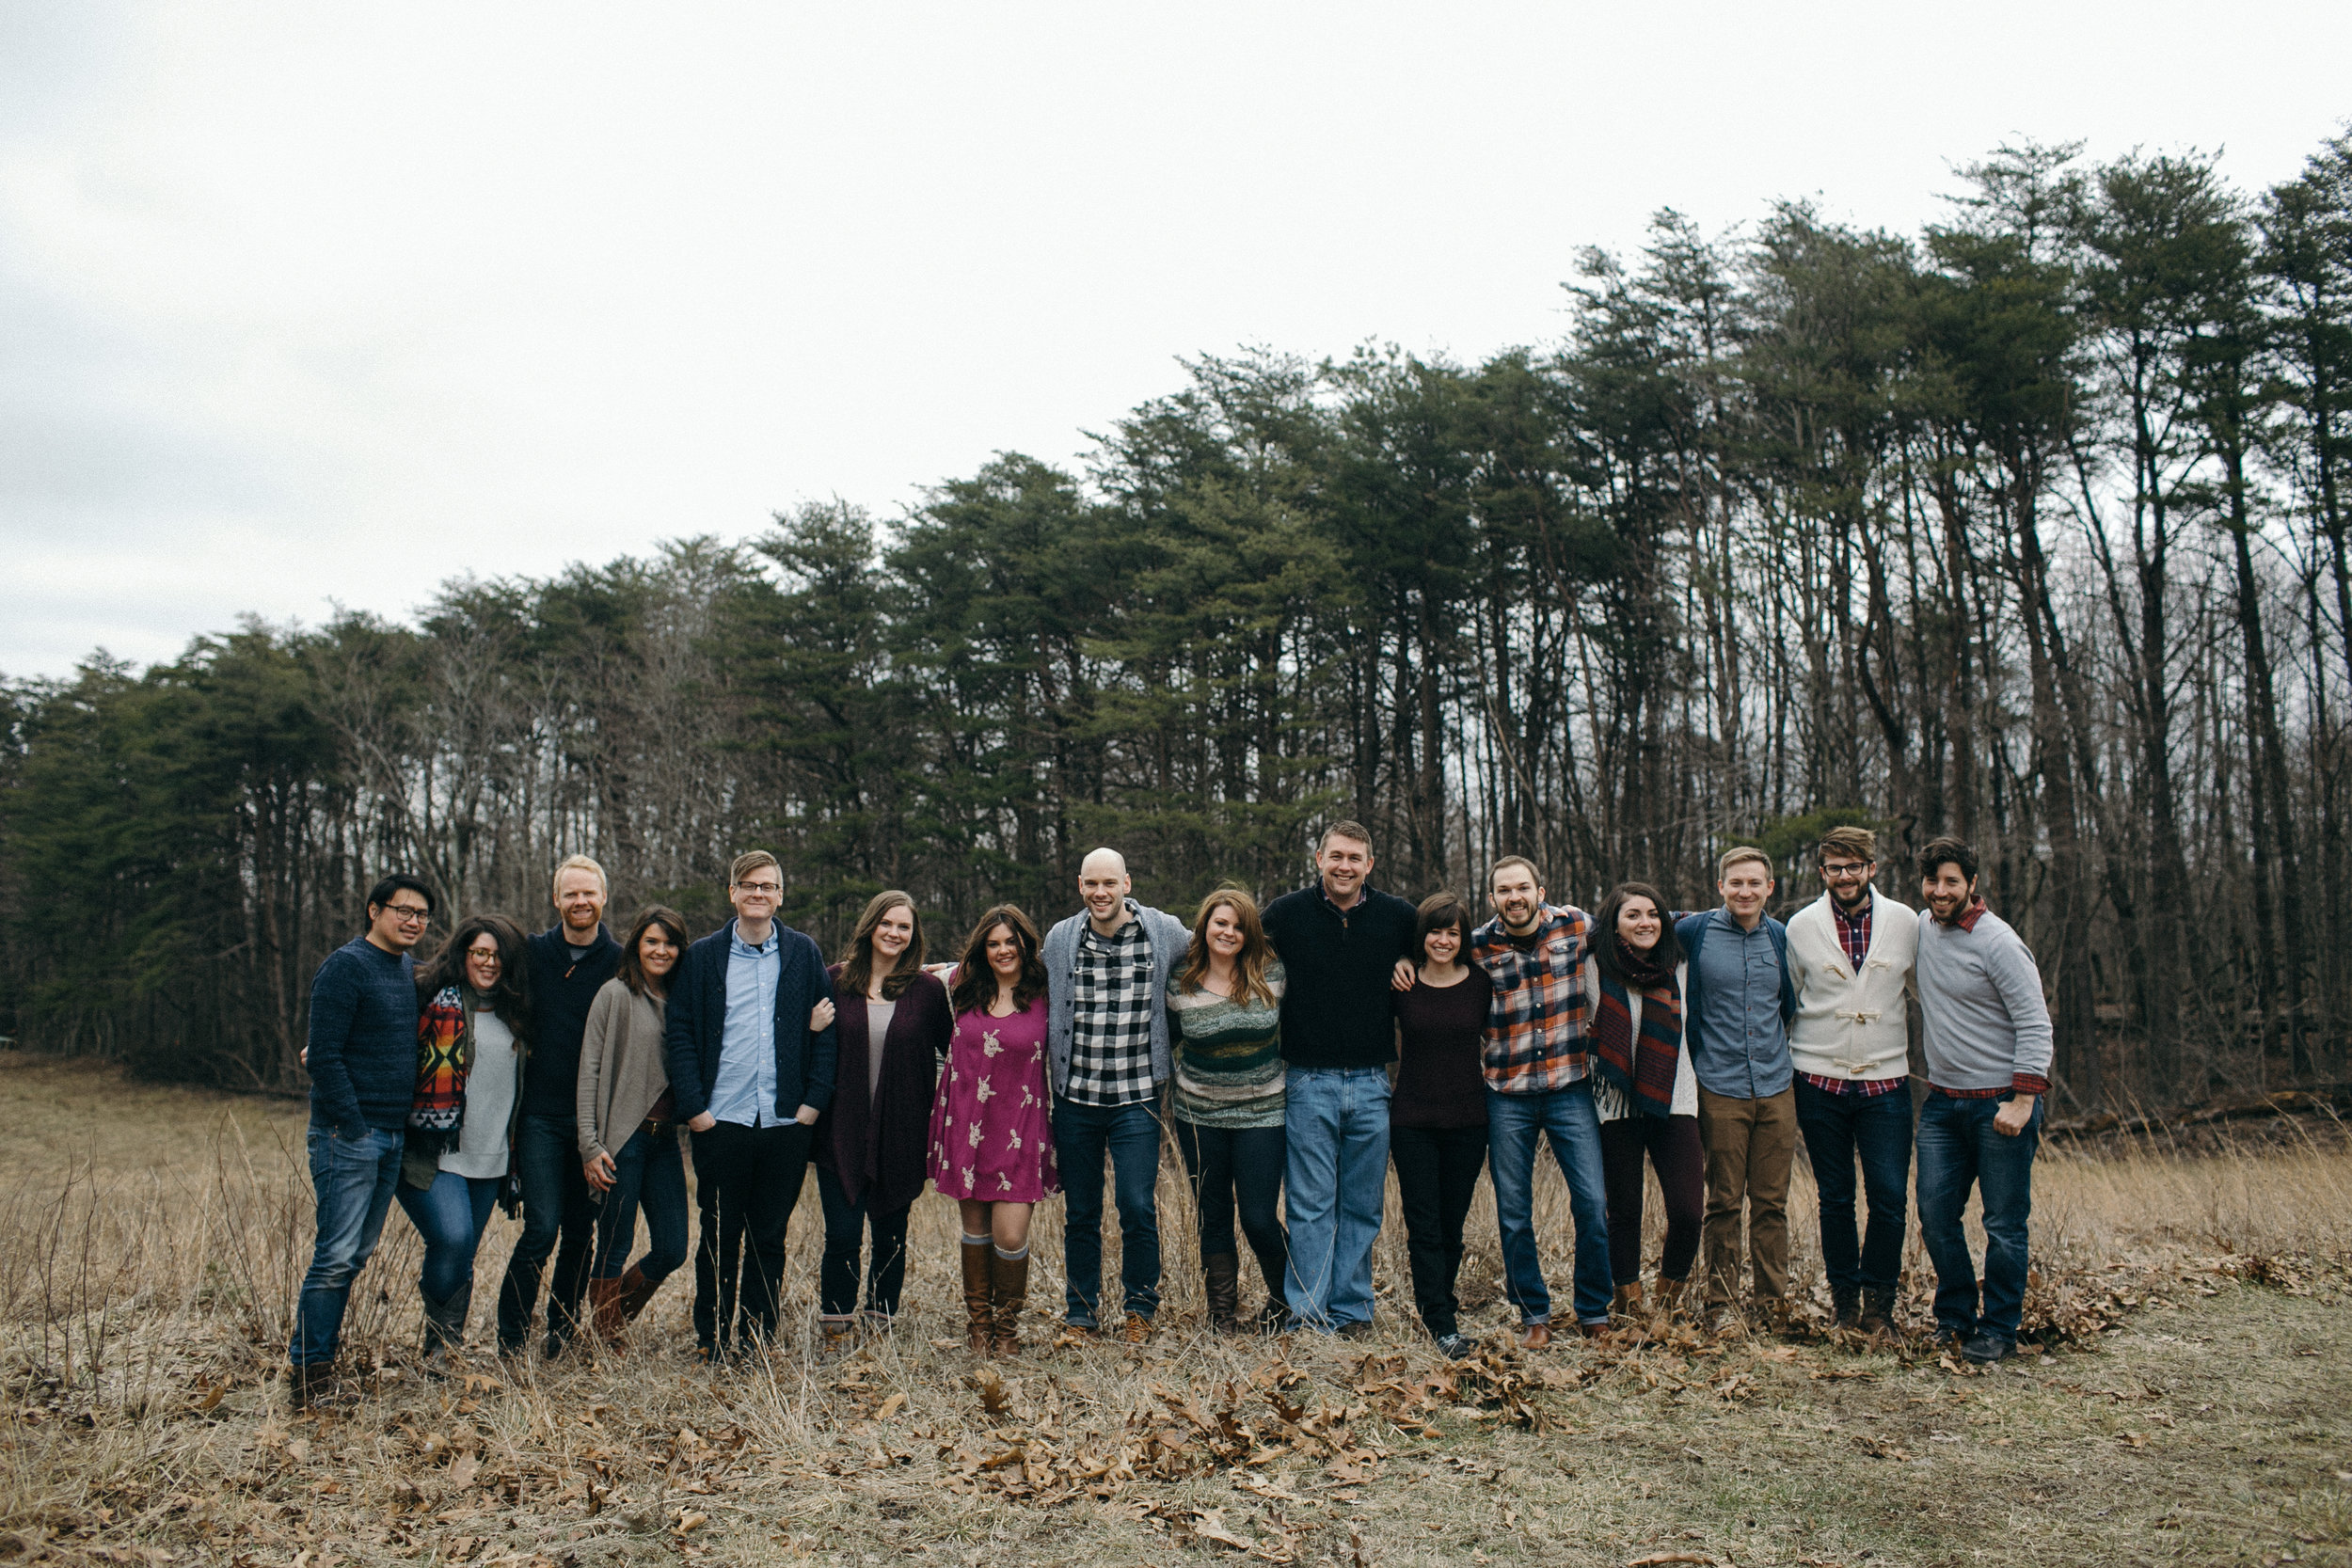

{"left": 1913, "top": 836, "right": 2052, "bottom": 1365}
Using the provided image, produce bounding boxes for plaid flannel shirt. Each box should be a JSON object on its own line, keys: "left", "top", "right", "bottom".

{"left": 1469, "top": 904, "right": 1593, "bottom": 1094}
{"left": 1063, "top": 916, "right": 1157, "bottom": 1106}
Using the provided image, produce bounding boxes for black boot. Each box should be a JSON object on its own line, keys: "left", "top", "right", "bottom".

{"left": 1858, "top": 1285, "right": 1899, "bottom": 1336}
{"left": 421, "top": 1282, "right": 472, "bottom": 1378}
{"left": 1203, "top": 1253, "right": 1242, "bottom": 1336}
{"left": 1831, "top": 1287, "right": 1860, "bottom": 1329}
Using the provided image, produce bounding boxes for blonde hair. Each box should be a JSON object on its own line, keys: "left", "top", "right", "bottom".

{"left": 550, "top": 853, "right": 609, "bottom": 903}
{"left": 729, "top": 849, "right": 781, "bottom": 886}
{"left": 1717, "top": 846, "right": 1773, "bottom": 880}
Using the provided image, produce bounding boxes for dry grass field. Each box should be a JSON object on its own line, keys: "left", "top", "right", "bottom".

{"left": 3, "top": 1053, "right": 2351, "bottom": 1568}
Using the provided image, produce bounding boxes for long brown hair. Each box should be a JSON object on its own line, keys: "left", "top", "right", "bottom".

{"left": 1592, "top": 882, "right": 1684, "bottom": 983}
{"left": 1175, "top": 886, "right": 1279, "bottom": 1011}
{"left": 415, "top": 913, "right": 532, "bottom": 1042}
{"left": 617, "top": 905, "right": 693, "bottom": 998}
{"left": 839, "top": 891, "right": 926, "bottom": 1001}
{"left": 948, "top": 904, "right": 1046, "bottom": 1017}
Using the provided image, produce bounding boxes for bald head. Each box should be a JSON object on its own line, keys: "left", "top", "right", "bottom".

{"left": 1079, "top": 847, "right": 1133, "bottom": 934}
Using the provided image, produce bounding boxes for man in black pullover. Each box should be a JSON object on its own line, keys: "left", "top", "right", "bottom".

{"left": 1260, "top": 821, "right": 1418, "bottom": 1335}
{"left": 289, "top": 872, "right": 434, "bottom": 1407}
{"left": 495, "top": 854, "right": 622, "bottom": 1357}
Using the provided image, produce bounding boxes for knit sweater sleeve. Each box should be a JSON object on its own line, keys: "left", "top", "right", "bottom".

{"left": 305, "top": 948, "right": 368, "bottom": 1137}
{"left": 1986, "top": 924, "right": 2055, "bottom": 1095}
{"left": 577, "top": 981, "right": 624, "bottom": 1158}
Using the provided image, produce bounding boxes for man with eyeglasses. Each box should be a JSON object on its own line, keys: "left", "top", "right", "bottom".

{"left": 1784, "top": 826, "right": 1918, "bottom": 1335}
{"left": 289, "top": 872, "right": 437, "bottom": 1407}
{"left": 664, "top": 850, "right": 839, "bottom": 1360}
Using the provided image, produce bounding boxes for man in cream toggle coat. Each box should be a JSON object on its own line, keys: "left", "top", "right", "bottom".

{"left": 1785, "top": 826, "right": 1918, "bottom": 1333}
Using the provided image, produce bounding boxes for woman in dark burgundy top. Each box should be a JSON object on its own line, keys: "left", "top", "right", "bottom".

{"left": 814, "top": 892, "right": 952, "bottom": 1351}
{"left": 1390, "top": 892, "right": 1493, "bottom": 1357}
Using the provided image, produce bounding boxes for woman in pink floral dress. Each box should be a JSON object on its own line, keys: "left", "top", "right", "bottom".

{"left": 929, "top": 904, "right": 1057, "bottom": 1355}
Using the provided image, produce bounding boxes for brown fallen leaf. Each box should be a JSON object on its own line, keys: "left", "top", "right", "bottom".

{"left": 876, "top": 1392, "right": 907, "bottom": 1421}
{"left": 1191, "top": 1509, "right": 1256, "bottom": 1552}
{"left": 448, "top": 1453, "right": 480, "bottom": 1489}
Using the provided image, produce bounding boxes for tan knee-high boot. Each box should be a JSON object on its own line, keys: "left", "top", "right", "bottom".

{"left": 960, "top": 1236, "right": 993, "bottom": 1354}
{"left": 988, "top": 1246, "right": 1030, "bottom": 1357}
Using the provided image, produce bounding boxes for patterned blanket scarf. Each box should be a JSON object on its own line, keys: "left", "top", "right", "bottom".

{"left": 1590, "top": 945, "right": 1683, "bottom": 1118}
{"left": 408, "top": 985, "right": 473, "bottom": 1150}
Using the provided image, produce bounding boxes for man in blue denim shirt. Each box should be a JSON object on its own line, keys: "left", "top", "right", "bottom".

{"left": 289, "top": 872, "right": 435, "bottom": 1408}
{"left": 1674, "top": 847, "right": 1799, "bottom": 1337}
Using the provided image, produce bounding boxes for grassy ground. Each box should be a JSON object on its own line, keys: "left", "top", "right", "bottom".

{"left": 2, "top": 1053, "right": 2349, "bottom": 1567}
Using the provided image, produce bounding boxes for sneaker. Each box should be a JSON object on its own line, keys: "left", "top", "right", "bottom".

{"left": 1119, "top": 1313, "right": 1152, "bottom": 1345}
{"left": 1961, "top": 1331, "right": 2016, "bottom": 1365}
{"left": 1336, "top": 1321, "right": 1376, "bottom": 1342}
{"left": 1434, "top": 1333, "right": 1475, "bottom": 1360}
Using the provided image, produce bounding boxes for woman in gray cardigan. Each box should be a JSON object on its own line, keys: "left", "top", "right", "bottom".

{"left": 577, "top": 906, "right": 693, "bottom": 1346}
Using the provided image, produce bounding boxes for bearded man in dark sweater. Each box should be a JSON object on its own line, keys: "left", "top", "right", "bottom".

{"left": 495, "top": 854, "right": 623, "bottom": 1357}
{"left": 1260, "top": 821, "right": 1418, "bottom": 1336}
{"left": 289, "top": 872, "right": 436, "bottom": 1407}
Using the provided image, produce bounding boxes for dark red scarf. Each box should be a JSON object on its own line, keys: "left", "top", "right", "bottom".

{"left": 1590, "top": 940, "right": 1682, "bottom": 1117}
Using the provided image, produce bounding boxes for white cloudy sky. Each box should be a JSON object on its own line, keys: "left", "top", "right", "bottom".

{"left": 6, "top": 2, "right": 2347, "bottom": 677}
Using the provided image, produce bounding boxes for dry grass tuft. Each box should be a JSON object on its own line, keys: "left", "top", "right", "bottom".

{"left": 4, "top": 1054, "right": 2351, "bottom": 1567}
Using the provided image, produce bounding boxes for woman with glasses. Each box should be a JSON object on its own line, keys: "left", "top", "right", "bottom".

{"left": 577, "top": 906, "right": 695, "bottom": 1350}
{"left": 398, "top": 913, "right": 533, "bottom": 1374}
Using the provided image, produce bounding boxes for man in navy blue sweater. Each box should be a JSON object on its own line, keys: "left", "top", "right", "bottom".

{"left": 290, "top": 873, "right": 436, "bottom": 1407}
{"left": 495, "top": 855, "right": 624, "bottom": 1357}
{"left": 664, "top": 850, "right": 839, "bottom": 1358}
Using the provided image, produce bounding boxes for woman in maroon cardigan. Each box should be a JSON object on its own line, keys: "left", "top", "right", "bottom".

{"left": 814, "top": 892, "right": 953, "bottom": 1351}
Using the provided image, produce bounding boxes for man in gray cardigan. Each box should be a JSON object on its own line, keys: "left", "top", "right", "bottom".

{"left": 1043, "top": 847, "right": 1189, "bottom": 1341}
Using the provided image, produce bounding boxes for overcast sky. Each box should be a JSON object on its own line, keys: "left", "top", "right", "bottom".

{"left": 6, "top": 2, "right": 2347, "bottom": 678}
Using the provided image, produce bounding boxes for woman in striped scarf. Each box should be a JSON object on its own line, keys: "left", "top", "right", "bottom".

{"left": 1583, "top": 883, "right": 1701, "bottom": 1326}
{"left": 397, "top": 913, "right": 532, "bottom": 1372}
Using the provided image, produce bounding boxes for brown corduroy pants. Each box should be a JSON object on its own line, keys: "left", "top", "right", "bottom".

{"left": 1695, "top": 1085, "right": 1799, "bottom": 1310}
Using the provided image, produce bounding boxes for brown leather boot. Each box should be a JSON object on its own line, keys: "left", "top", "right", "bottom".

{"left": 614, "top": 1265, "right": 658, "bottom": 1323}
{"left": 1652, "top": 1275, "right": 1687, "bottom": 1323}
{"left": 586, "top": 1276, "right": 628, "bottom": 1349}
{"left": 1202, "top": 1253, "right": 1242, "bottom": 1335}
{"left": 988, "top": 1247, "right": 1030, "bottom": 1357}
{"left": 960, "top": 1237, "right": 993, "bottom": 1354}
{"left": 1610, "top": 1280, "right": 1645, "bottom": 1323}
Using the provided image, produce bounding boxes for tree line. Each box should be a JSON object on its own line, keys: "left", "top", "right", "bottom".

{"left": 4, "top": 134, "right": 2348, "bottom": 1112}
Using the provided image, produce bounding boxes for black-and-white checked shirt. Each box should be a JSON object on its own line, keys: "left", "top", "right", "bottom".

{"left": 1065, "top": 914, "right": 1157, "bottom": 1106}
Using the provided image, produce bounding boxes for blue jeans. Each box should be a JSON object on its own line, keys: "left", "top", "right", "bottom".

{"left": 1282, "top": 1067, "right": 1391, "bottom": 1332}
{"left": 496, "top": 1114, "right": 597, "bottom": 1350}
{"left": 395, "top": 1169, "right": 501, "bottom": 1303}
{"left": 1486, "top": 1084, "right": 1612, "bottom": 1327}
{"left": 1915, "top": 1091, "right": 2042, "bottom": 1341}
{"left": 591, "top": 1126, "right": 690, "bottom": 1284}
{"left": 1053, "top": 1096, "right": 1163, "bottom": 1325}
{"left": 291, "top": 1122, "right": 405, "bottom": 1367}
{"left": 1794, "top": 1081, "right": 1915, "bottom": 1297}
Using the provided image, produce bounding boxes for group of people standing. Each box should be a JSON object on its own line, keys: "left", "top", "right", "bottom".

{"left": 285, "top": 820, "right": 2051, "bottom": 1408}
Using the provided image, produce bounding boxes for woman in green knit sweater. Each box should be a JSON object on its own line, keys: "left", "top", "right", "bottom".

{"left": 1166, "top": 887, "right": 1289, "bottom": 1335}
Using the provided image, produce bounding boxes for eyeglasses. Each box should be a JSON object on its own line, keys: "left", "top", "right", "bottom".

{"left": 735, "top": 881, "right": 784, "bottom": 896}
{"left": 382, "top": 904, "right": 432, "bottom": 925}
{"left": 1820, "top": 863, "right": 1871, "bottom": 879}
{"left": 466, "top": 949, "right": 502, "bottom": 964}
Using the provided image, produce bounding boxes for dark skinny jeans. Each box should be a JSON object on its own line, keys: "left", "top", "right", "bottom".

{"left": 1172, "top": 1118, "right": 1289, "bottom": 1301}
{"left": 815, "top": 1164, "right": 913, "bottom": 1319}
{"left": 1597, "top": 1112, "right": 1706, "bottom": 1286}
{"left": 1389, "top": 1121, "right": 1488, "bottom": 1339}
{"left": 690, "top": 1119, "right": 813, "bottom": 1352}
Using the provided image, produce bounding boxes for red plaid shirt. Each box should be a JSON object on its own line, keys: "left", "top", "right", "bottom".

{"left": 1469, "top": 905, "right": 1592, "bottom": 1093}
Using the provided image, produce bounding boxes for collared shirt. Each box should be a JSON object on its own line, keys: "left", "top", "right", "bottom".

{"left": 1689, "top": 907, "right": 1793, "bottom": 1099}
{"left": 1468, "top": 904, "right": 1592, "bottom": 1094}
{"left": 1832, "top": 899, "right": 1873, "bottom": 970}
{"left": 708, "top": 923, "right": 782, "bottom": 1127}
{"left": 1063, "top": 910, "right": 1156, "bottom": 1106}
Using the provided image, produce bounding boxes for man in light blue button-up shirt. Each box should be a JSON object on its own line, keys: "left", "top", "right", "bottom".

{"left": 708, "top": 924, "right": 783, "bottom": 1126}
{"left": 1673, "top": 847, "right": 1799, "bottom": 1338}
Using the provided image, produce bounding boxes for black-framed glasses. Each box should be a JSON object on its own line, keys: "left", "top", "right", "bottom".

{"left": 735, "top": 881, "right": 784, "bottom": 895}
{"left": 1820, "top": 863, "right": 1872, "bottom": 879}
{"left": 382, "top": 904, "right": 432, "bottom": 924}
